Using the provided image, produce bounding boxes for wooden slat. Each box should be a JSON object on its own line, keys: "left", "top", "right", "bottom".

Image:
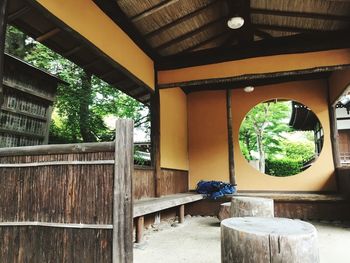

{"left": 0, "top": 221, "right": 113, "bottom": 229}
{"left": 133, "top": 193, "right": 203, "bottom": 217}
{"left": 131, "top": 0, "right": 180, "bottom": 23}
{"left": 0, "top": 141, "right": 115, "bottom": 156}
{"left": 113, "top": 119, "right": 133, "bottom": 263}
{"left": 251, "top": 8, "right": 350, "bottom": 22}
{"left": 0, "top": 160, "right": 115, "bottom": 168}
{"left": 253, "top": 23, "right": 335, "bottom": 34}
{"left": 156, "top": 16, "right": 226, "bottom": 51}
{"left": 144, "top": 0, "right": 222, "bottom": 39}
{"left": 36, "top": 28, "right": 61, "bottom": 42}
{"left": 181, "top": 30, "right": 228, "bottom": 53}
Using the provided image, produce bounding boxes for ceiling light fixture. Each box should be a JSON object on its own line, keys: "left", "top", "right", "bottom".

{"left": 227, "top": 16, "right": 245, "bottom": 29}
{"left": 244, "top": 86, "right": 254, "bottom": 93}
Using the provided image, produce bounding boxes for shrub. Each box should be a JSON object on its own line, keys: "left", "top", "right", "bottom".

{"left": 265, "top": 158, "right": 302, "bottom": 177}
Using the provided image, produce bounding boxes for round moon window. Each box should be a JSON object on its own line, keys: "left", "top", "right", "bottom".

{"left": 239, "top": 99, "right": 323, "bottom": 177}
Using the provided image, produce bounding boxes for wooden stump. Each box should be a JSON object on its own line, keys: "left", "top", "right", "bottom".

{"left": 218, "top": 202, "right": 231, "bottom": 222}
{"left": 221, "top": 217, "right": 319, "bottom": 263}
{"left": 230, "top": 196, "right": 274, "bottom": 217}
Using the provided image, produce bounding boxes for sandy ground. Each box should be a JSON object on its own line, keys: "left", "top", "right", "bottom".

{"left": 134, "top": 216, "right": 350, "bottom": 263}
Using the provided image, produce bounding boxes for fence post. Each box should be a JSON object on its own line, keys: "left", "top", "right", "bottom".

{"left": 113, "top": 119, "right": 134, "bottom": 263}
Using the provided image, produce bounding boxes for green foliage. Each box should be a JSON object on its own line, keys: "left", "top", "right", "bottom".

{"left": 5, "top": 25, "right": 150, "bottom": 143}
{"left": 283, "top": 138, "right": 315, "bottom": 163}
{"left": 265, "top": 158, "right": 302, "bottom": 177}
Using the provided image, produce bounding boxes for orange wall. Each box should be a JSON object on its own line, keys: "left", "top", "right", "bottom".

{"left": 37, "top": 0, "right": 154, "bottom": 90}
{"left": 329, "top": 68, "right": 350, "bottom": 105}
{"left": 188, "top": 91, "right": 229, "bottom": 188}
{"left": 158, "top": 49, "right": 350, "bottom": 87}
{"left": 187, "top": 80, "right": 337, "bottom": 191}
{"left": 160, "top": 88, "right": 189, "bottom": 170}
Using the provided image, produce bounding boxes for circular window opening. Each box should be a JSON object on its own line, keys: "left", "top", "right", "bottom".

{"left": 239, "top": 99, "right": 324, "bottom": 177}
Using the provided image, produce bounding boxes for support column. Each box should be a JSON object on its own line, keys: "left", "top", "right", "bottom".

{"left": 135, "top": 216, "right": 144, "bottom": 243}
{"left": 329, "top": 105, "right": 341, "bottom": 169}
{"left": 226, "top": 89, "right": 236, "bottom": 185}
{"left": 151, "top": 87, "right": 161, "bottom": 197}
{"left": 0, "top": 0, "right": 9, "bottom": 106}
{"left": 178, "top": 205, "right": 185, "bottom": 224}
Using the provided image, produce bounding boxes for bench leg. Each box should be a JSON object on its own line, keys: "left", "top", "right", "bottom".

{"left": 179, "top": 205, "right": 185, "bottom": 224}
{"left": 135, "top": 216, "right": 144, "bottom": 243}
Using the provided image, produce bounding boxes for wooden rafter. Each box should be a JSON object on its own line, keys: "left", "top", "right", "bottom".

{"left": 144, "top": 0, "right": 222, "bottom": 39}
{"left": 36, "top": 28, "right": 61, "bottom": 42}
{"left": 8, "top": 6, "right": 30, "bottom": 22}
{"left": 62, "top": 46, "right": 83, "bottom": 57}
{"left": 156, "top": 16, "right": 226, "bottom": 51}
{"left": 131, "top": 0, "right": 180, "bottom": 23}
{"left": 254, "top": 29, "right": 273, "bottom": 39}
{"left": 251, "top": 8, "right": 350, "bottom": 22}
{"left": 253, "top": 23, "right": 339, "bottom": 34}
{"left": 181, "top": 30, "right": 228, "bottom": 53}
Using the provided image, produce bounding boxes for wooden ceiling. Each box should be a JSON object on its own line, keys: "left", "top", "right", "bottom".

{"left": 5, "top": 0, "right": 350, "bottom": 101}
{"left": 95, "top": 0, "right": 350, "bottom": 69}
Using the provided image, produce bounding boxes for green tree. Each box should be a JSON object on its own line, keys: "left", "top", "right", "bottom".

{"left": 239, "top": 101, "right": 292, "bottom": 173}
{"left": 5, "top": 25, "right": 150, "bottom": 143}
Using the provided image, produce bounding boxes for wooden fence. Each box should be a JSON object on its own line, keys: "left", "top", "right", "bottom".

{"left": 0, "top": 119, "right": 133, "bottom": 263}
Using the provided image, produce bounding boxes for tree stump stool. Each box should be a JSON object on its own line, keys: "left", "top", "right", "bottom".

{"left": 218, "top": 202, "right": 231, "bottom": 222}
{"left": 230, "top": 196, "right": 274, "bottom": 217}
{"left": 221, "top": 217, "right": 319, "bottom": 263}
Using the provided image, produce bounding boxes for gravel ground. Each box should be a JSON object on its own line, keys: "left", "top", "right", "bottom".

{"left": 134, "top": 216, "right": 350, "bottom": 263}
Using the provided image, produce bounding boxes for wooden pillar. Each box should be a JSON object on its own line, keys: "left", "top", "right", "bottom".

{"left": 135, "top": 216, "right": 144, "bottom": 243}
{"left": 113, "top": 119, "right": 134, "bottom": 263}
{"left": 329, "top": 105, "right": 341, "bottom": 169}
{"left": 178, "top": 205, "right": 185, "bottom": 224}
{"left": 0, "top": 0, "right": 9, "bottom": 106}
{"left": 226, "top": 89, "right": 236, "bottom": 185}
{"left": 151, "top": 88, "right": 161, "bottom": 197}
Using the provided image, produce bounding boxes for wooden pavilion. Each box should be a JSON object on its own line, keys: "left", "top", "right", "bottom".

{"left": 1, "top": 0, "right": 350, "bottom": 262}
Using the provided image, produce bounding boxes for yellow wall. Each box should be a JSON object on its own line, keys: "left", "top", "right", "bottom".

{"left": 36, "top": 0, "right": 154, "bottom": 89}
{"left": 187, "top": 80, "right": 337, "bottom": 191}
{"left": 188, "top": 91, "right": 229, "bottom": 188}
{"left": 160, "top": 88, "right": 189, "bottom": 170}
{"left": 158, "top": 49, "right": 350, "bottom": 87}
{"left": 329, "top": 69, "right": 350, "bottom": 104}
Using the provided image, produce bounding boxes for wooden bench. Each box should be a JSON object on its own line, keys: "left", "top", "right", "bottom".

{"left": 133, "top": 193, "right": 203, "bottom": 243}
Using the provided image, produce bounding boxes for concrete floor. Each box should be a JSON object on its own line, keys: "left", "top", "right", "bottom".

{"left": 134, "top": 216, "right": 350, "bottom": 263}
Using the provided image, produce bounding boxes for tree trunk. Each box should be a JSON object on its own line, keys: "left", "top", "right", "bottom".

{"left": 230, "top": 196, "right": 274, "bottom": 218}
{"left": 79, "top": 70, "right": 97, "bottom": 142}
{"left": 257, "top": 133, "right": 265, "bottom": 173}
{"left": 221, "top": 217, "right": 319, "bottom": 263}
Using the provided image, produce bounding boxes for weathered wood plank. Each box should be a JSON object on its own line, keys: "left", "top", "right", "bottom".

{"left": 151, "top": 89, "right": 161, "bottom": 197}
{"left": 113, "top": 119, "right": 134, "bottom": 263}
{"left": 0, "top": 160, "right": 114, "bottom": 168}
{"left": 133, "top": 193, "right": 203, "bottom": 217}
{"left": 135, "top": 216, "right": 144, "bottom": 243}
{"left": 0, "top": 221, "right": 113, "bottom": 229}
{"left": 0, "top": 141, "right": 115, "bottom": 156}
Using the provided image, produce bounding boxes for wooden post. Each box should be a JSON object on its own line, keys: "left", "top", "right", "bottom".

{"left": 178, "top": 205, "right": 185, "bottom": 224}
{"left": 0, "top": 0, "right": 9, "bottom": 106}
{"left": 226, "top": 89, "right": 236, "bottom": 185}
{"left": 329, "top": 105, "right": 341, "bottom": 169}
{"left": 113, "top": 119, "right": 134, "bottom": 263}
{"left": 135, "top": 216, "right": 144, "bottom": 243}
{"left": 151, "top": 88, "right": 161, "bottom": 197}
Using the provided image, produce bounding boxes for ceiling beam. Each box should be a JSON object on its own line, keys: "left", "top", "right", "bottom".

{"left": 251, "top": 8, "right": 350, "bottom": 22}
{"left": 156, "top": 16, "right": 226, "bottom": 52}
{"left": 131, "top": 0, "right": 180, "bottom": 23}
{"left": 144, "top": 0, "right": 222, "bottom": 39}
{"left": 253, "top": 23, "right": 339, "bottom": 34}
{"left": 62, "top": 46, "right": 83, "bottom": 57}
{"left": 8, "top": 6, "right": 30, "bottom": 22}
{"left": 36, "top": 28, "right": 60, "bottom": 42}
{"left": 181, "top": 30, "right": 228, "bottom": 53}
{"left": 254, "top": 29, "right": 273, "bottom": 39}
